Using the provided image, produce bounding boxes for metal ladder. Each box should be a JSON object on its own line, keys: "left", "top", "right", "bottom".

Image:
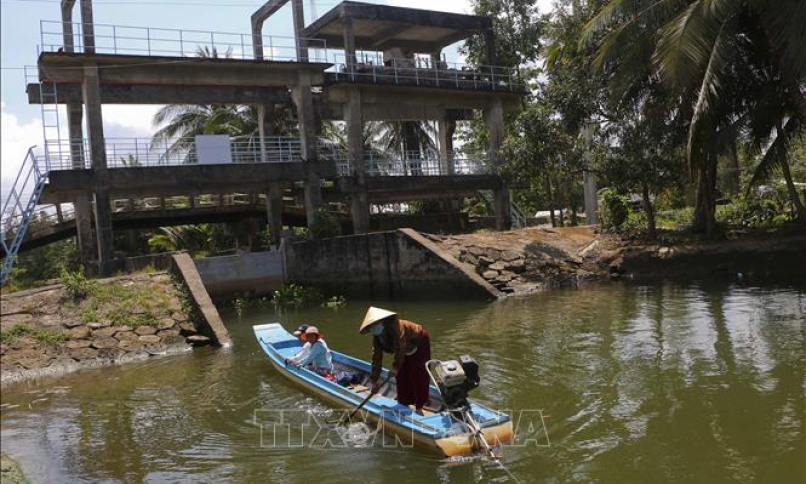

{"left": 1, "top": 148, "right": 49, "bottom": 284}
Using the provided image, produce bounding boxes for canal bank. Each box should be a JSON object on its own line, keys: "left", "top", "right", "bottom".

{"left": 0, "top": 255, "right": 230, "bottom": 386}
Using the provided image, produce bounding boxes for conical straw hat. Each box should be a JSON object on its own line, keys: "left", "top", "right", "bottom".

{"left": 359, "top": 307, "right": 397, "bottom": 333}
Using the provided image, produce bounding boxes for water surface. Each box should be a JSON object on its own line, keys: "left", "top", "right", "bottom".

{"left": 1, "top": 281, "right": 804, "bottom": 483}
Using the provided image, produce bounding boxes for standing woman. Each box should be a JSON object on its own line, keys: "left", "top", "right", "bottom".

{"left": 359, "top": 307, "right": 431, "bottom": 414}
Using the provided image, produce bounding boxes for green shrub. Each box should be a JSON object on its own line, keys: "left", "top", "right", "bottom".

{"left": 60, "top": 268, "right": 96, "bottom": 300}
{"left": 308, "top": 209, "right": 342, "bottom": 239}
{"left": 599, "top": 189, "right": 631, "bottom": 230}
{"left": 33, "top": 330, "right": 68, "bottom": 346}
{"left": 0, "top": 323, "right": 32, "bottom": 343}
{"left": 272, "top": 284, "right": 324, "bottom": 311}
{"left": 718, "top": 191, "right": 794, "bottom": 229}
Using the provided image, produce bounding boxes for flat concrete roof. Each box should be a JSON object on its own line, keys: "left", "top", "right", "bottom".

{"left": 301, "top": 1, "right": 491, "bottom": 52}
{"left": 38, "top": 52, "right": 332, "bottom": 87}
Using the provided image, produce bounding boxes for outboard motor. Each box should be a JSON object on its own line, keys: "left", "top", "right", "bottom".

{"left": 428, "top": 355, "right": 480, "bottom": 410}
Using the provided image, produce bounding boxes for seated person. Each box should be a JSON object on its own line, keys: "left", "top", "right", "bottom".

{"left": 286, "top": 326, "right": 333, "bottom": 376}
{"left": 292, "top": 324, "right": 310, "bottom": 342}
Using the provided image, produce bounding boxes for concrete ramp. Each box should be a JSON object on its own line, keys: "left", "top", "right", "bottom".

{"left": 284, "top": 228, "right": 502, "bottom": 300}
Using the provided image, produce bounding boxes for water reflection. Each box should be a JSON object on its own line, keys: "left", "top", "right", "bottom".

{"left": 1, "top": 281, "right": 804, "bottom": 484}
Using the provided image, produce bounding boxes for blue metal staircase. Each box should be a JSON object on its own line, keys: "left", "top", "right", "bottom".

{"left": 1, "top": 148, "right": 49, "bottom": 284}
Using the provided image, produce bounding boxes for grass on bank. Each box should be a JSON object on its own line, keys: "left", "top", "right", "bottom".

{"left": 0, "top": 323, "right": 67, "bottom": 346}
{"left": 60, "top": 269, "right": 173, "bottom": 328}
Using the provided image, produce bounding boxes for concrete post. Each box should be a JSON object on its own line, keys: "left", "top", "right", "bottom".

{"left": 79, "top": 0, "right": 95, "bottom": 53}
{"left": 292, "top": 72, "right": 322, "bottom": 227}
{"left": 485, "top": 97, "right": 511, "bottom": 230}
{"left": 581, "top": 123, "right": 598, "bottom": 225}
{"left": 266, "top": 182, "right": 283, "bottom": 247}
{"left": 60, "top": 0, "right": 75, "bottom": 52}
{"left": 430, "top": 52, "right": 441, "bottom": 69}
{"left": 485, "top": 28, "right": 497, "bottom": 66}
{"left": 291, "top": 0, "right": 308, "bottom": 62}
{"left": 82, "top": 63, "right": 114, "bottom": 273}
{"left": 66, "top": 104, "right": 85, "bottom": 169}
{"left": 92, "top": 188, "right": 115, "bottom": 274}
{"left": 73, "top": 192, "right": 97, "bottom": 273}
{"left": 82, "top": 65, "right": 106, "bottom": 170}
{"left": 342, "top": 14, "right": 356, "bottom": 77}
{"left": 346, "top": 88, "right": 369, "bottom": 234}
{"left": 437, "top": 115, "right": 455, "bottom": 175}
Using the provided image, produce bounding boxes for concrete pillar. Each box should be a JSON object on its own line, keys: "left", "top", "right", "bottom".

{"left": 291, "top": 0, "right": 308, "bottom": 62}
{"left": 437, "top": 115, "right": 455, "bottom": 175}
{"left": 346, "top": 88, "right": 369, "bottom": 234}
{"left": 82, "top": 63, "right": 114, "bottom": 273}
{"left": 580, "top": 124, "right": 598, "bottom": 225}
{"left": 66, "top": 104, "right": 84, "bottom": 169}
{"left": 485, "top": 28, "right": 497, "bottom": 66}
{"left": 430, "top": 51, "right": 441, "bottom": 69}
{"left": 485, "top": 97, "right": 511, "bottom": 230}
{"left": 292, "top": 72, "right": 322, "bottom": 227}
{"left": 79, "top": 0, "right": 95, "bottom": 53}
{"left": 342, "top": 14, "right": 356, "bottom": 78}
{"left": 60, "top": 0, "right": 76, "bottom": 52}
{"left": 92, "top": 188, "right": 115, "bottom": 274}
{"left": 82, "top": 65, "right": 106, "bottom": 170}
{"left": 73, "top": 193, "right": 97, "bottom": 273}
{"left": 266, "top": 182, "right": 283, "bottom": 247}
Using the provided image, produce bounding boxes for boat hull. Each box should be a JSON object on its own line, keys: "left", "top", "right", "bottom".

{"left": 254, "top": 323, "right": 514, "bottom": 457}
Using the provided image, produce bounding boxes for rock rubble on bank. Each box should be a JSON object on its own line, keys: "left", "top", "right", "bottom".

{"left": 1, "top": 272, "right": 211, "bottom": 385}
{"left": 428, "top": 227, "right": 619, "bottom": 295}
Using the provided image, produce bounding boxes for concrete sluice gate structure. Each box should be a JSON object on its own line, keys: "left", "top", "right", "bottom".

{"left": 2, "top": 0, "right": 525, "bottom": 279}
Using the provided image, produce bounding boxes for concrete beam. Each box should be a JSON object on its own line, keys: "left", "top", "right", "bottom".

{"left": 40, "top": 162, "right": 336, "bottom": 203}
{"left": 338, "top": 174, "right": 503, "bottom": 204}
{"left": 324, "top": 84, "right": 523, "bottom": 112}
{"left": 28, "top": 83, "right": 291, "bottom": 105}
{"left": 38, "top": 53, "right": 330, "bottom": 87}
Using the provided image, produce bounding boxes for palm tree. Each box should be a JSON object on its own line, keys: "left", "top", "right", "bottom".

{"left": 582, "top": 0, "right": 806, "bottom": 230}
{"left": 374, "top": 121, "right": 436, "bottom": 175}
{"left": 150, "top": 46, "right": 295, "bottom": 158}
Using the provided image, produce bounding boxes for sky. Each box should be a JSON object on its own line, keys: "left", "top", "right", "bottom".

{"left": 0, "top": 0, "right": 554, "bottom": 197}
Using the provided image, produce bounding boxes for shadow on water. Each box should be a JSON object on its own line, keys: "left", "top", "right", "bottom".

{"left": 1, "top": 280, "right": 804, "bottom": 484}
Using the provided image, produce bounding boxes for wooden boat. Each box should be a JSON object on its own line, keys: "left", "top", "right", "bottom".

{"left": 254, "top": 323, "right": 514, "bottom": 456}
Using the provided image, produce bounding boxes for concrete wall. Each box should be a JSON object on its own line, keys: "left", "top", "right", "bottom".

{"left": 284, "top": 228, "right": 501, "bottom": 300}
{"left": 169, "top": 253, "right": 232, "bottom": 347}
{"left": 194, "top": 251, "right": 285, "bottom": 298}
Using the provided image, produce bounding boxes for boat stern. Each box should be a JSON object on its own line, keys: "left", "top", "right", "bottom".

{"left": 434, "top": 420, "right": 515, "bottom": 457}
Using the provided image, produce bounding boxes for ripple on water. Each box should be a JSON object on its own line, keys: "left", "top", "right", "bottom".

{"left": 0, "top": 281, "right": 804, "bottom": 484}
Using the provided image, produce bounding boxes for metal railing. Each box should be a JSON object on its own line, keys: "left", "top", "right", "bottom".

{"left": 45, "top": 137, "right": 305, "bottom": 170}
{"left": 40, "top": 21, "right": 328, "bottom": 62}
{"left": 1, "top": 148, "right": 49, "bottom": 283}
{"left": 329, "top": 149, "right": 491, "bottom": 177}
{"left": 43, "top": 135, "right": 491, "bottom": 177}
{"left": 327, "top": 53, "right": 522, "bottom": 91}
